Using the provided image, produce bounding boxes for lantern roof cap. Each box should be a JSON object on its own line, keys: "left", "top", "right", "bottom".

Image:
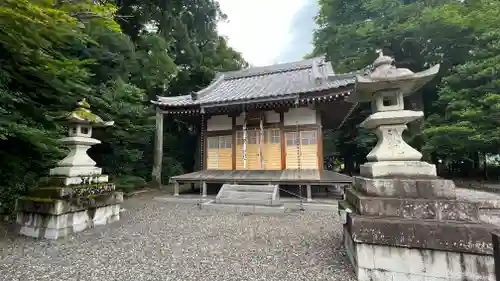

{"left": 60, "top": 98, "right": 114, "bottom": 126}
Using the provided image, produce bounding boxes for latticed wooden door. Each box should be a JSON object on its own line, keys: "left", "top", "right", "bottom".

{"left": 285, "top": 130, "right": 318, "bottom": 169}
{"left": 262, "top": 129, "right": 281, "bottom": 170}
{"left": 299, "top": 130, "right": 318, "bottom": 169}
{"left": 206, "top": 136, "right": 219, "bottom": 169}
{"left": 236, "top": 130, "right": 262, "bottom": 170}
{"left": 206, "top": 135, "right": 232, "bottom": 170}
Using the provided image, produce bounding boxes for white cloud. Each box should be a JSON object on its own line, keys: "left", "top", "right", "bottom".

{"left": 217, "top": 0, "right": 307, "bottom": 67}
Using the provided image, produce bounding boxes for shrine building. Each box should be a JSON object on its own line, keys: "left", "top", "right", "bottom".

{"left": 151, "top": 56, "right": 361, "bottom": 199}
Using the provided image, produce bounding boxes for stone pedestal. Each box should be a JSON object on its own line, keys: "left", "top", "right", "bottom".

{"left": 16, "top": 190, "right": 122, "bottom": 239}
{"left": 15, "top": 98, "right": 122, "bottom": 239}
{"left": 340, "top": 52, "right": 498, "bottom": 280}
{"left": 340, "top": 177, "right": 497, "bottom": 280}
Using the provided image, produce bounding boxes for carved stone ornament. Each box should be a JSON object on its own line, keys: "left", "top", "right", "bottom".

{"left": 351, "top": 51, "right": 440, "bottom": 178}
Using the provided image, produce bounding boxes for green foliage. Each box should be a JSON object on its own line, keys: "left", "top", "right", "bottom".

{"left": 423, "top": 1, "right": 500, "bottom": 158}
{"left": 0, "top": 0, "right": 247, "bottom": 216}
{"left": 314, "top": 0, "right": 500, "bottom": 174}
{"left": 114, "top": 175, "right": 147, "bottom": 193}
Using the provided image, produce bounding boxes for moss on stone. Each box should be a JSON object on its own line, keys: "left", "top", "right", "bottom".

{"left": 71, "top": 107, "right": 101, "bottom": 122}
{"left": 77, "top": 98, "right": 90, "bottom": 109}
{"left": 70, "top": 183, "right": 101, "bottom": 189}
{"left": 20, "top": 196, "right": 56, "bottom": 203}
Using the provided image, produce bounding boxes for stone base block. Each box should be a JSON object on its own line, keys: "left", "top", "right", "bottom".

{"left": 31, "top": 182, "right": 116, "bottom": 198}
{"left": 17, "top": 204, "right": 121, "bottom": 239}
{"left": 202, "top": 202, "right": 286, "bottom": 215}
{"left": 49, "top": 166, "right": 102, "bottom": 177}
{"left": 42, "top": 175, "right": 109, "bottom": 186}
{"left": 354, "top": 176, "right": 456, "bottom": 199}
{"left": 343, "top": 226, "right": 495, "bottom": 281}
{"left": 360, "top": 161, "right": 437, "bottom": 178}
{"left": 345, "top": 187, "right": 479, "bottom": 222}
{"left": 16, "top": 192, "right": 123, "bottom": 215}
{"left": 346, "top": 213, "right": 497, "bottom": 255}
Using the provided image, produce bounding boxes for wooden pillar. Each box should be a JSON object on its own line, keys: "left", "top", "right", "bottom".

{"left": 202, "top": 181, "right": 207, "bottom": 197}
{"left": 173, "top": 181, "right": 180, "bottom": 196}
{"left": 306, "top": 184, "right": 312, "bottom": 202}
{"left": 151, "top": 108, "right": 164, "bottom": 188}
{"left": 318, "top": 124, "right": 324, "bottom": 170}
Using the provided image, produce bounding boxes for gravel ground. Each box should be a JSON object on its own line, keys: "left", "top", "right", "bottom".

{"left": 455, "top": 187, "right": 500, "bottom": 201}
{"left": 0, "top": 193, "right": 355, "bottom": 281}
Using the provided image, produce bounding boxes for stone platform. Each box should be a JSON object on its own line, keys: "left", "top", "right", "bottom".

{"left": 340, "top": 176, "right": 499, "bottom": 281}
{"left": 202, "top": 184, "right": 285, "bottom": 214}
{"left": 16, "top": 187, "right": 123, "bottom": 239}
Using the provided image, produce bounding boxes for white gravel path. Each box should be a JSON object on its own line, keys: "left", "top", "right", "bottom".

{"left": 0, "top": 194, "right": 355, "bottom": 281}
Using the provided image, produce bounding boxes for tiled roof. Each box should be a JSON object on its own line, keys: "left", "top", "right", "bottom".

{"left": 153, "top": 56, "right": 359, "bottom": 108}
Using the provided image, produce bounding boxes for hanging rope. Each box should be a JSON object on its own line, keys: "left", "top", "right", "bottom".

{"left": 198, "top": 107, "right": 205, "bottom": 209}
{"left": 259, "top": 114, "right": 264, "bottom": 169}
{"left": 295, "top": 98, "right": 304, "bottom": 212}
{"left": 242, "top": 111, "right": 247, "bottom": 169}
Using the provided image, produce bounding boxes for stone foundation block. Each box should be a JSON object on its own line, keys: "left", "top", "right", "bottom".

{"left": 42, "top": 175, "right": 109, "bottom": 187}
{"left": 345, "top": 188, "right": 480, "bottom": 222}
{"left": 360, "top": 161, "right": 437, "bottom": 178}
{"left": 354, "top": 176, "right": 456, "bottom": 199}
{"left": 16, "top": 192, "right": 123, "bottom": 215}
{"left": 202, "top": 202, "right": 286, "bottom": 215}
{"left": 17, "top": 204, "right": 121, "bottom": 239}
{"left": 30, "top": 182, "right": 116, "bottom": 198}
{"left": 346, "top": 213, "right": 496, "bottom": 254}
{"left": 344, "top": 227, "right": 495, "bottom": 281}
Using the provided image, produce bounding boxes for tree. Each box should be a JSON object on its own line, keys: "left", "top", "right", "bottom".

{"left": 423, "top": 0, "right": 500, "bottom": 165}
{"left": 312, "top": 0, "right": 489, "bottom": 170}
{"left": 0, "top": 0, "right": 247, "bottom": 217}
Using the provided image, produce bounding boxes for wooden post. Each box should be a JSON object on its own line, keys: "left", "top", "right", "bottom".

{"left": 151, "top": 108, "right": 164, "bottom": 188}
{"left": 173, "top": 181, "right": 180, "bottom": 196}
{"left": 202, "top": 181, "right": 207, "bottom": 197}
{"left": 306, "top": 184, "right": 312, "bottom": 202}
{"left": 492, "top": 231, "right": 500, "bottom": 281}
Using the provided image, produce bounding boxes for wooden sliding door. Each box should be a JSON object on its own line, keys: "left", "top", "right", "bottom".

{"left": 206, "top": 135, "right": 232, "bottom": 170}
{"left": 263, "top": 129, "right": 281, "bottom": 170}
{"left": 236, "top": 128, "right": 282, "bottom": 170}
{"left": 285, "top": 130, "right": 318, "bottom": 169}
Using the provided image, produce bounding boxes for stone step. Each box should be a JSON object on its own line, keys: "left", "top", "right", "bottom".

{"left": 222, "top": 184, "right": 276, "bottom": 193}
{"left": 216, "top": 191, "right": 278, "bottom": 206}
{"left": 202, "top": 202, "right": 286, "bottom": 215}
{"left": 217, "top": 191, "right": 273, "bottom": 201}
{"left": 216, "top": 197, "right": 281, "bottom": 206}
{"left": 214, "top": 184, "right": 281, "bottom": 209}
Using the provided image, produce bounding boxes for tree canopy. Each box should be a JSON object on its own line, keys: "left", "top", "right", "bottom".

{"left": 0, "top": 0, "right": 246, "bottom": 216}
{"left": 312, "top": 0, "right": 500, "bottom": 176}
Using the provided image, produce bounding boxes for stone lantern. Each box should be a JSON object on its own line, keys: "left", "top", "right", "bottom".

{"left": 15, "top": 98, "right": 123, "bottom": 240}
{"left": 349, "top": 51, "right": 439, "bottom": 178}
{"left": 339, "top": 51, "right": 498, "bottom": 281}
{"left": 49, "top": 98, "right": 114, "bottom": 185}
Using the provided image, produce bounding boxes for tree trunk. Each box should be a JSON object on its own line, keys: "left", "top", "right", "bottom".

{"left": 151, "top": 108, "right": 163, "bottom": 188}
{"left": 344, "top": 154, "right": 355, "bottom": 176}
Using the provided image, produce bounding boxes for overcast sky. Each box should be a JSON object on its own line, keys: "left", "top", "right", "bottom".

{"left": 216, "top": 0, "right": 318, "bottom": 66}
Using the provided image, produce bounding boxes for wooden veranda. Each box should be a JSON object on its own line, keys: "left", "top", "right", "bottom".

{"left": 170, "top": 169, "right": 353, "bottom": 200}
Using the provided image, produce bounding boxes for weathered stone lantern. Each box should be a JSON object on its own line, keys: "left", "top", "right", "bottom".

{"left": 353, "top": 51, "right": 439, "bottom": 178}
{"left": 16, "top": 98, "right": 123, "bottom": 239}
{"left": 49, "top": 98, "right": 114, "bottom": 185}
{"left": 340, "top": 51, "right": 498, "bottom": 281}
